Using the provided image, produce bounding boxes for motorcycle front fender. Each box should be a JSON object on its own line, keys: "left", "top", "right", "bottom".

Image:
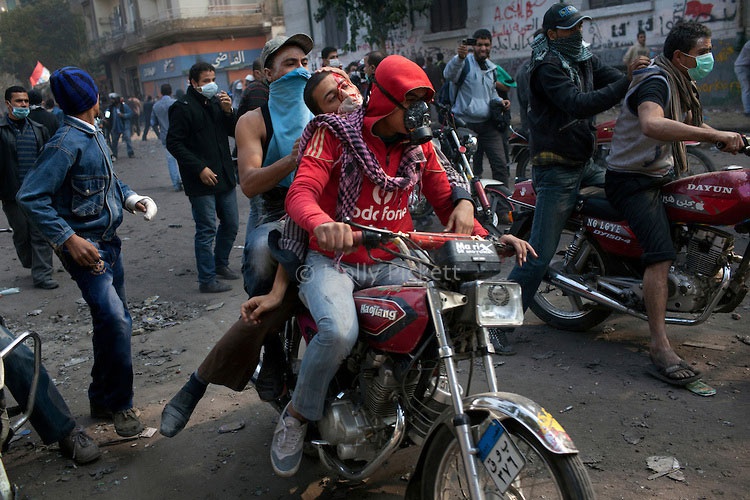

{"left": 446, "top": 392, "right": 579, "bottom": 454}
{"left": 405, "top": 391, "right": 579, "bottom": 499}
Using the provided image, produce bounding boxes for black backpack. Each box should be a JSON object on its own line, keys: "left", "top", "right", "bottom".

{"left": 435, "top": 61, "right": 470, "bottom": 108}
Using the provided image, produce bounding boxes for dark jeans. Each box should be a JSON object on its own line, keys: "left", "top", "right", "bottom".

{"left": 1, "top": 323, "right": 76, "bottom": 444}
{"left": 508, "top": 161, "right": 605, "bottom": 310}
{"left": 1, "top": 200, "right": 54, "bottom": 284}
{"left": 111, "top": 130, "right": 133, "bottom": 158}
{"left": 58, "top": 237, "right": 134, "bottom": 411}
{"left": 466, "top": 119, "right": 508, "bottom": 185}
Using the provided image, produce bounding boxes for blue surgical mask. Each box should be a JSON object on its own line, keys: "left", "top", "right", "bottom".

{"left": 682, "top": 51, "right": 714, "bottom": 80}
{"left": 276, "top": 66, "right": 311, "bottom": 83}
{"left": 199, "top": 81, "right": 219, "bottom": 99}
{"left": 12, "top": 107, "right": 30, "bottom": 119}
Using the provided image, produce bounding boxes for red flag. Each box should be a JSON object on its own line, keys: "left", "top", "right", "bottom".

{"left": 29, "top": 61, "right": 51, "bottom": 87}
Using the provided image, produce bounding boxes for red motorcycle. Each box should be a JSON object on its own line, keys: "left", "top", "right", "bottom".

{"left": 510, "top": 119, "right": 716, "bottom": 182}
{"left": 505, "top": 156, "right": 749, "bottom": 331}
{"left": 269, "top": 224, "right": 595, "bottom": 498}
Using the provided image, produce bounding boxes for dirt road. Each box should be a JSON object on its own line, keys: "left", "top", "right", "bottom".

{"left": 0, "top": 110, "right": 748, "bottom": 499}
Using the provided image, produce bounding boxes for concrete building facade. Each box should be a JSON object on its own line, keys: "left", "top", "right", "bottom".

{"left": 286, "top": 0, "right": 749, "bottom": 107}
{"left": 79, "top": 0, "right": 284, "bottom": 98}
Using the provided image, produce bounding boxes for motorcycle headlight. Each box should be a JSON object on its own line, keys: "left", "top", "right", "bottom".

{"left": 462, "top": 281, "right": 524, "bottom": 327}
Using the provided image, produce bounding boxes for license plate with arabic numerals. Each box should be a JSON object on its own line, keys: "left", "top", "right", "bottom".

{"left": 476, "top": 419, "right": 526, "bottom": 494}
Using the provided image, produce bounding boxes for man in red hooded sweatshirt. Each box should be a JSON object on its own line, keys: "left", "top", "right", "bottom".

{"left": 272, "top": 55, "right": 535, "bottom": 477}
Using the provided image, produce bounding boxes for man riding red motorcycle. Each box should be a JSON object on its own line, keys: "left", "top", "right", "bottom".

{"left": 604, "top": 20, "right": 744, "bottom": 387}
{"left": 275, "top": 54, "right": 534, "bottom": 478}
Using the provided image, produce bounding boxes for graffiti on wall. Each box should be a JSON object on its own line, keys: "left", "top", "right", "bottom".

{"left": 490, "top": 0, "right": 546, "bottom": 51}
{"left": 329, "top": 0, "right": 741, "bottom": 105}
{"left": 486, "top": 0, "right": 739, "bottom": 55}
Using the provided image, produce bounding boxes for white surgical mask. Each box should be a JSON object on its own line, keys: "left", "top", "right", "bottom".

{"left": 199, "top": 82, "right": 219, "bottom": 99}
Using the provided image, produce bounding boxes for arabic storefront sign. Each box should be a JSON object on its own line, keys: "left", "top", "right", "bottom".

{"left": 140, "top": 49, "right": 258, "bottom": 82}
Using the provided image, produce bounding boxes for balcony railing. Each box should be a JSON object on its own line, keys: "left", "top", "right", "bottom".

{"left": 93, "top": 2, "right": 265, "bottom": 54}
{"left": 141, "top": 2, "right": 262, "bottom": 25}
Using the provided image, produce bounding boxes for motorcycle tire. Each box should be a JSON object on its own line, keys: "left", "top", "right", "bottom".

{"left": 485, "top": 185, "right": 515, "bottom": 231}
{"left": 420, "top": 420, "right": 595, "bottom": 500}
{"left": 515, "top": 217, "right": 612, "bottom": 332}
{"left": 685, "top": 146, "right": 716, "bottom": 176}
{"left": 513, "top": 148, "right": 530, "bottom": 182}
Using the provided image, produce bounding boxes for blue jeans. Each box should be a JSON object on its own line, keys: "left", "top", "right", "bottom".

{"left": 293, "top": 252, "right": 414, "bottom": 421}
{"left": 188, "top": 188, "right": 240, "bottom": 285}
{"left": 735, "top": 65, "right": 750, "bottom": 114}
{"left": 242, "top": 218, "right": 283, "bottom": 297}
{"left": 508, "top": 161, "right": 604, "bottom": 311}
{"left": 165, "top": 148, "right": 182, "bottom": 190}
{"left": 111, "top": 130, "right": 133, "bottom": 158}
{"left": 1, "top": 323, "right": 76, "bottom": 444}
{"left": 58, "top": 237, "right": 134, "bottom": 411}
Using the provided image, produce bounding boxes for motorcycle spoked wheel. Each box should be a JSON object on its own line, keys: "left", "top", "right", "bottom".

{"left": 420, "top": 420, "right": 594, "bottom": 500}
{"left": 517, "top": 220, "right": 612, "bottom": 331}
{"left": 409, "top": 188, "right": 435, "bottom": 230}
{"left": 685, "top": 146, "right": 716, "bottom": 176}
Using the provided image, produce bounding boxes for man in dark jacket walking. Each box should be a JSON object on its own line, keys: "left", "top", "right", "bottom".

{"left": 28, "top": 89, "right": 59, "bottom": 136}
{"left": 506, "top": 3, "right": 648, "bottom": 317}
{"left": 167, "top": 61, "right": 240, "bottom": 293}
{"left": 1, "top": 85, "right": 57, "bottom": 289}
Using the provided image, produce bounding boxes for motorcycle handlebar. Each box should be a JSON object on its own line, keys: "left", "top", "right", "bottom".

{"left": 311, "top": 220, "right": 483, "bottom": 252}
{"left": 716, "top": 135, "right": 750, "bottom": 155}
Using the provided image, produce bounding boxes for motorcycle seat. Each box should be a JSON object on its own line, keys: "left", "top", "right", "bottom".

{"left": 576, "top": 186, "right": 623, "bottom": 221}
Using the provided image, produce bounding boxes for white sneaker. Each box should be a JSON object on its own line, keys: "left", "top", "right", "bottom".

{"left": 270, "top": 404, "right": 307, "bottom": 477}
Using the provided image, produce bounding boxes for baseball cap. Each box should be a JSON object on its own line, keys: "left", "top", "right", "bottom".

{"left": 542, "top": 3, "right": 591, "bottom": 31}
{"left": 245, "top": 74, "right": 253, "bottom": 81}
{"left": 260, "top": 33, "right": 314, "bottom": 69}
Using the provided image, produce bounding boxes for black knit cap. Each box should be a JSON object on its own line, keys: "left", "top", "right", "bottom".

{"left": 49, "top": 66, "right": 99, "bottom": 115}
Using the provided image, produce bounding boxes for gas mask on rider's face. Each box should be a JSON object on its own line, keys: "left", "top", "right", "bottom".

{"left": 402, "top": 100, "right": 432, "bottom": 145}
{"left": 371, "top": 75, "right": 433, "bottom": 145}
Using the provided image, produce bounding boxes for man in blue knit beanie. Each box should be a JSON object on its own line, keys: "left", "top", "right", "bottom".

{"left": 17, "top": 66, "right": 158, "bottom": 437}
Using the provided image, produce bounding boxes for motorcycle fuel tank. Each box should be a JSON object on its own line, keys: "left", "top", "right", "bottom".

{"left": 354, "top": 285, "right": 429, "bottom": 354}
{"left": 663, "top": 169, "right": 750, "bottom": 225}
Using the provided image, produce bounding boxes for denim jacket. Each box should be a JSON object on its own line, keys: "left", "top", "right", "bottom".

{"left": 16, "top": 115, "right": 135, "bottom": 248}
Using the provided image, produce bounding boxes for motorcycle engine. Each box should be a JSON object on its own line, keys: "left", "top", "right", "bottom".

{"left": 667, "top": 226, "right": 733, "bottom": 312}
{"left": 316, "top": 351, "right": 419, "bottom": 461}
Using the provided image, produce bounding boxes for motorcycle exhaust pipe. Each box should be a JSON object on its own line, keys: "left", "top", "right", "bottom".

{"left": 311, "top": 401, "right": 406, "bottom": 481}
{"left": 547, "top": 267, "right": 731, "bottom": 326}
{"left": 547, "top": 270, "right": 649, "bottom": 319}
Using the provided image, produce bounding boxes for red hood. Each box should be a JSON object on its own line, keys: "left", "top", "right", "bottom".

{"left": 366, "top": 55, "right": 434, "bottom": 130}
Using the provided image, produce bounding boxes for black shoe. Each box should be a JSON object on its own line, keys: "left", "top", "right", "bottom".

{"left": 487, "top": 328, "right": 516, "bottom": 355}
{"left": 128, "top": 153, "right": 135, "bottom": 158}
{"left": 199, "top": 280, "right": 231, "bottom": 293}
{"left": 216, "top": 266, "right": 240, "bottom": 280}
{"left": 160, "top": 389, "right": 201, "bottom": 437}
{"left": 34, "top": 279, "right": 59, "bottom": 290}
{"left": 59, "top": 427, "right": 101, "bottom": 464}
{"left": 256, "top": 335, "right": 287, "bottom": 402}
